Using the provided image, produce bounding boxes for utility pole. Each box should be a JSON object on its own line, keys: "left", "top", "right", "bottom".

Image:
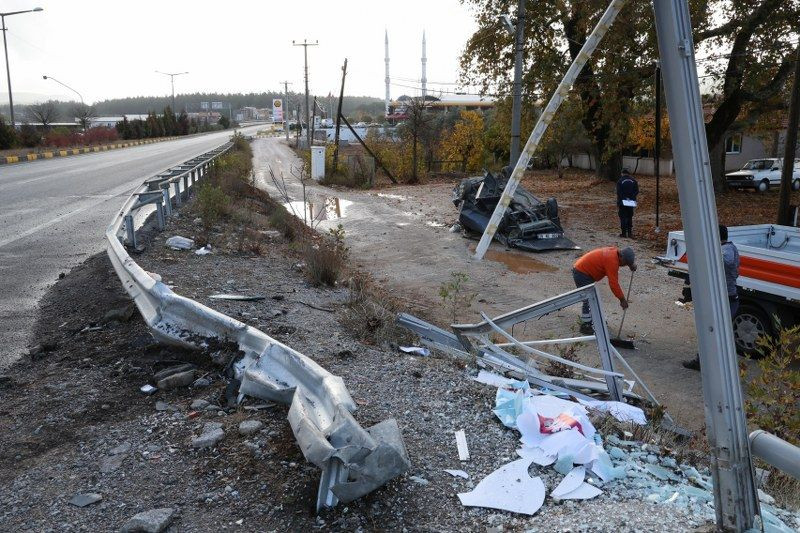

{"left": 155, "top": 71, "right": 188, "bottom": 111}
{"left": 281, "top": 81, "right": 292, "bottom": 142}
{"left": 332, "top": 58, "right": 347, "bottom": 174}
{"left": 654, "top": 0, "right": 758, "bottom": 529}
{"left": 292, "top": 39, "right": 318, "bottom": 148}
{"left": 509, "top": 0, "right": 526, "bottom": 167}
{"left": 778, "top": 42, "right": 800, "bottom": 226}
{"left": 1, "top": 7, "right": 44, "bottom": 127}
{"left": 654, "top": 62, "right": 662, "bottom": 232}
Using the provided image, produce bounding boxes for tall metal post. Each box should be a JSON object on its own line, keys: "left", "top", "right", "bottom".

{"left": 654, "top": 62, "right": 662, "bottom": 231}
{"left": 332, "top": 58, "right": 348, "bottom": 174}
{"left": 509, "top": 0, "right": 526, "bottom": 167}
{"left": 282, "top": 81, "right": 292, "bottom": 142}
{"left": 777, "top": 42, "right": 800, "bottom": 225}
{"left": 293, "top": 39, "right": 318, "bottom": 148}
{"left": 653, "top": 1, "right": 757, "bottom": 529}
{"left": 1, "top": 15, "right": 14, "bottom": 127}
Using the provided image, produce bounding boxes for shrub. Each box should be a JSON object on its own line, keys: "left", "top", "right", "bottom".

{"left": 195, "top": 182, "right": 229, "bottom": 229}
{"left": 304, "top": 242, "right": 343, "bottom": 287}
{"left": 745, "top": 325, "right": 800, "bottom": 446}
{"left": 0, "top": 117, "right": 17, "bottom": 149}
{"left": 268, "top": 205, "right": 296, "bottom": 240}
{"left": 19, "top": 124, "right": 41, "bottom": 148}
{"left": 439, "top": 271, "right": 477, "bottom": 323}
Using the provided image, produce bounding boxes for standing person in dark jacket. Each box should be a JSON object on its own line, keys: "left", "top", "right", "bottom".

{"left": 617, "top": 168, "right": 639, "bottom": 238}
{"left": 683, "top": 224, "right": 740, "bottom": 370}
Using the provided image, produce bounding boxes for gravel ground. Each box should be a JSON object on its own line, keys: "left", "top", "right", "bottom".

{"left": 1, "top": 162, "right": 797, "bottom": 531}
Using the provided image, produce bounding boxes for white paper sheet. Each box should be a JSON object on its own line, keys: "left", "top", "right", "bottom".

{"left": 457, "top": 458, "right": 545, "bottom": 515}
{"left": 551, "top": 466, "right": 586, "bottom": 499}
{"left": 444, "top": 469, "right": 469, "bottom": 479}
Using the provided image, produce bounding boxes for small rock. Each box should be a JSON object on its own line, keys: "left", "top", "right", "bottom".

{"left": 156, "top": 370, "right": 195, "bottom": 391}
{"left": 239, "top": 420, "right": 264, "bottom": 436}
{"left": 110, "top": 443, "right": 131, "bottom": 455}
{"left": 192, "top": 378, "right": 210, "bottom": 388}
{"left": 69, "top": 493, "right": 102, "bottom": 507}
{"left": 102, "top": 304, "right": 136, "bottom": 324}
{"left": 155, "top": 401, "right": 171, "bottom": 412}
{"left": 120, "top": 507, "right": 175, "bottom": 533}
{"left": 100, "top": 454, "right": 125, "bottom": 473}
{"left": 191, "top": 399, "right": 209, "bottom": 410}
{"left": 409, "top": 476, "right": 429, "bottom": 485}
{"left": 192, "top": 423, "right": 225, "bottom": 449}
{"left": 608, "top": 447, "right": 626, "bottom": 460}
{"left": 140, "top": 384, "right": 157, "bottom": 395}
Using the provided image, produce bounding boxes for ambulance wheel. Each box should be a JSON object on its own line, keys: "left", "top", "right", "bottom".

{"left": 733, "top": 305, "right": 771, "bottom": 356}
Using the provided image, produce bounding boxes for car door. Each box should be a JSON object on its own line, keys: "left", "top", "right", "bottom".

{"left": 769, "top": 159, "right": 783, "bottom": 185}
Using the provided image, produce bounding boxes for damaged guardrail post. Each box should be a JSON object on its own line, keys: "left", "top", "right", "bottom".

{"left": 653, "top": 0, "right": 758, "bottom": 529}
{"left": 124, "top": 214, "right": 136, "bottom": 249}
{"left": 173, "top": 181, "right": 181, "bottom": 206}
{"left": 161, "top": 185, "right": 172, "bottom": 217}
{"left": 182, "top": 174, "right": 189, "bottom": 200}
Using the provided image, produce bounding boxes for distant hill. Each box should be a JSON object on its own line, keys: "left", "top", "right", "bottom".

{"left": 1, "top": 92, "right": 385, "bottom": 123}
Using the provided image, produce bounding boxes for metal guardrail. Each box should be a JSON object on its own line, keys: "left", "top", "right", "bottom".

{"left": 104, "top": 139, "right": 409, "bottom": 512}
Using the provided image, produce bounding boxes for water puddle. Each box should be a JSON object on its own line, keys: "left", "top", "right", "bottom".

{"left": 467, "top": 244, "right": 558, "bottom": 274}
{"left": 284, "top": 195, "right": 352, "bottom": 226}
{"left": 377, "top": 193, "right": 408, "bottom": 201}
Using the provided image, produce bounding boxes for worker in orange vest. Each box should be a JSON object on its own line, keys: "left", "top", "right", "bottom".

{"left": 572, "top": 246, "right": 637, "bottom": 334}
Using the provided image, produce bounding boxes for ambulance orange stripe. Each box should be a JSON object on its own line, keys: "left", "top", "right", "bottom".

{"left": 678, "top": 253, "right": 800, "bottom": 289}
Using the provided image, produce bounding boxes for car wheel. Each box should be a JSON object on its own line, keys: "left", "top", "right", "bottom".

{"left": 757, "top": 180, "right": 769, "bottom": 193}
{"left": 733, "top": 305, "right": 771, "bottom": 356}
{"left": 793, "top": 179, "right": 800, "bottom": 191}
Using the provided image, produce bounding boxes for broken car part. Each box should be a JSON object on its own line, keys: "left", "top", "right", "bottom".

{"left": 453, "top": 169, "right": 578, "bottom": 252}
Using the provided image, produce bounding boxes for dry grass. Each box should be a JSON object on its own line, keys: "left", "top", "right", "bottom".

{"left": 303, "top": 243, "right": 343, "bottom": 287}
{"left": 341, "top": 271, "right": 414, "bottom": 346}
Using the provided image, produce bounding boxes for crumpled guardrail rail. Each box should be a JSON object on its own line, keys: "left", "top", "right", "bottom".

{"left": 104, "top": 139, "right": 409, "bottom": 511}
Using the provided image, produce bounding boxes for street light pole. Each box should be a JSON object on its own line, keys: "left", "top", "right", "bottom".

{"left": 1, "top": 7, "right": 44, "bottom": 127}
{"left": 292, "top": 39, "right": 318, "bottom": 148}
{"left": 42, "top": 75, "right": 83, "bottom": 104}
{"left": 508, "top": 0, "right": 526, "bottom": 167}
{"left": 155, "top": 70, "right": 188, "bottom": 111}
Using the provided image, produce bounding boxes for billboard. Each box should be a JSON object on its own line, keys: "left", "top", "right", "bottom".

{"left": 200, "top": 101, "right": 210, "bottom": 110}
{"left": 211, "top": 101, "right": 224, "bottom": 110}
{"left": 272, "top": 98, "right": 283, "bottom": 122}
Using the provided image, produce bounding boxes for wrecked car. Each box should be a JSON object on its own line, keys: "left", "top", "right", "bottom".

{"left": 452, "top": 168, "right": 578, "bottom": 252}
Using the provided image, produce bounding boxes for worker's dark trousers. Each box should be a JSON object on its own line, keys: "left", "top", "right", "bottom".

{"left": 618, "top": 205, "right": 634, "bottom": 236}
{"left": 729, "top": 295, "right": 739, "bottom": 317}
{"left": 572, "top": 268, "right": 595, "bottom": 324}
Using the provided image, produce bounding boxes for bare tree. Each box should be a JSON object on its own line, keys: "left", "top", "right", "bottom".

{"left": 399, "top": 97, "right": 435, "bottom": 182}
{"left": 28, "top": 101, "right": 59, "bottom": 130}
{"left": 72, "top": 103, "right": 96, "bottom": 131}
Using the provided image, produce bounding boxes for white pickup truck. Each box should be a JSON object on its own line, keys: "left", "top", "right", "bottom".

{"left": 725, "top": 158, "right": 800, "bottom": 192}
{"left": 656, "top": 224, "right": 800, "bottom": 354}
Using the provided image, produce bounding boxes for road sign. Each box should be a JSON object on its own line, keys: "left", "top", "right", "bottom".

{"left": 273, "top": 99, "right": 283, "bottom": 122}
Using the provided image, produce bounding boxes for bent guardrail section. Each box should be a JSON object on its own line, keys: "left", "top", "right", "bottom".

{"left": 105, "top": 140, "right": 409, "bottom": 511}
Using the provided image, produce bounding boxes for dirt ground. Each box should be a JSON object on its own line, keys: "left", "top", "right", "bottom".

{"left": 0, "top": 193, "right": 710, "bottom": 532}
{"left": 255, "top": 139, "right": 723, "bottom": 433}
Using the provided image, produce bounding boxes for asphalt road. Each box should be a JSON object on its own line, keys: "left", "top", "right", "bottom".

{"left": 0, "top": 127, "right": 261, "bottom": 368}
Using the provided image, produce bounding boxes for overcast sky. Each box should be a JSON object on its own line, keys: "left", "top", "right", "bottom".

{"left": 1, "top": 0, "right": 479, "bottom": 105}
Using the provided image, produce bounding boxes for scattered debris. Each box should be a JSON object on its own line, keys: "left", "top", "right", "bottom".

{"left": 120, "top": 507, "right": 175, "bottom": 533}
{"left": 194, "top": 245, "right": 212, "bottom": 255}
{"left": 452, "top": 169, "right": 578, "bottom": 252}
{"left": 154, "top": 364, "right": 196, "bottom": 390}
{"left": 455, "top": 430, "right": 470, "bottom": 461}
{"left": 190, "top": 399, "right": 209, "bottom": 410}
{"left": 165, "top": 236, "right": 194, "bottom": 250}
{"left": 139, "top": 384, "right": 157, "bottom": 395}
{"left": 409, "top": 475, "right": 429, "bottom": 485}
{"left": 457, "top": 458, "right": 545, "bottom": 515}
{"left": 399, "top": 346, "right": 430, "bottom": 357}
{"left": 69, "top": 492, "right": 102, "bottom": 508}
{"left": 209, "top": 293, "right": 266, "bottom": 301}
{"left": 444, "top": 469, "right": 469, "bottom": 479}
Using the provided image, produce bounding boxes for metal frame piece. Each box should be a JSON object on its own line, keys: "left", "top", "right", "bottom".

{"left": 105, "top": 138, "right": 410, "bottom": 513}
{"left": 473, "top": 0, "right": 628, "bottom": 259}
{"left": 653, "top": 1, "right": 758, "bottom": 528}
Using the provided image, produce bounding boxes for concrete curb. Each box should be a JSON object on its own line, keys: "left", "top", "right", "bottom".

{"left": 0, "top": 136, "right": 181, "bottom": 165}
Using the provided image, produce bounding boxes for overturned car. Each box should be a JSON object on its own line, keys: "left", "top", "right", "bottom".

{"left": 453, "top": 168, "right": 578, "bottom": 252}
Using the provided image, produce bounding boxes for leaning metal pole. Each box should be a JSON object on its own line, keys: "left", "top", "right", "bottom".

{"left": 473, "top": 0, "right": 627, "bottom": 260}
{"left": 653, "top": 1, "right": 758, "bottom": 529}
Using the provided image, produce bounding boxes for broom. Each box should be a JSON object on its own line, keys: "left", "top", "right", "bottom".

{"left": 610, "top": 271, "right": 635, "bottom": 349}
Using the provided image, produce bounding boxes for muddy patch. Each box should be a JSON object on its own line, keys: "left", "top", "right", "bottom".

{"left": 285, "top": 194, "right": 352, "bottom": 226}
{"left": 467, "top": 243, "right": 559, "bottom": 274}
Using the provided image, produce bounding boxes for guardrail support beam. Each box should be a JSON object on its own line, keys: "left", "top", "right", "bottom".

{"left": 124, "top": 214, "right": 137, "bottom": 249}
{"left": 155, "top": 201, "right": 166, "bottom": 230}
{"left": 173, "top": 181, "right": 181, "bottom": 206}
{"left": 161, "top": 188, "right": 172, "bottom": 217}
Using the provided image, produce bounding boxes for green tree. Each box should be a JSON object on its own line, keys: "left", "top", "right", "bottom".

{"left": 0, "top": 116, "right": 17, "bottom": 149}
{"left": 218, "top": 115, "right": 230, "bottom": 129}
{"left": 439, "top": 110, "right": 486, "bottom": 172}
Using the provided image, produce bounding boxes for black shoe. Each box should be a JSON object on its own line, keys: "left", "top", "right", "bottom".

{"left": 619, "top": 233, "right": 626, "bottom": 238}
{"left": 682, "top": 356, "right": 701, "bottom": 371}
{"left": 579, "top": 323, "right": 594, "bottom": 335}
